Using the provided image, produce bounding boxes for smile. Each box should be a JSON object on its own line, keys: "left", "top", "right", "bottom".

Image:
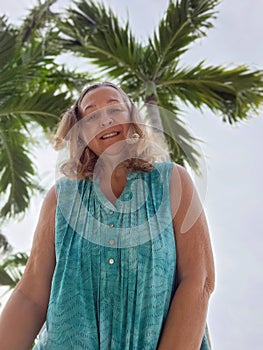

{"left": 101, "top": 131, "right": 120, "bottom": 140}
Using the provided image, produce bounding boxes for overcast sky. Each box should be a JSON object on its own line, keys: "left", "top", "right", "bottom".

{"left": 1, "top": 1, "right": 263, "bottom": 349}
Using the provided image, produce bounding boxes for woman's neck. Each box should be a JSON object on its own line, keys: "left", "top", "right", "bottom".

{"left": 103, "top": 161, "right": 127, "bottom": 181}
{"left": 96, "top": 160, "right": 128, "bottom": 203}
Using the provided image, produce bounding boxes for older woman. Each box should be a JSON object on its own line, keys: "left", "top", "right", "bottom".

{"left": 0, "top": 82, "right": 215, "bottom": 350}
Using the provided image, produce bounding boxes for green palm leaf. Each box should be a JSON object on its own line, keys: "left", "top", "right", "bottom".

{"left": 150, "top": 94, "right": 201, "bottom": 170}
{"left": 0, "top": 14, "right": 87, "bottom": 219}
{"left": 0, "top": 232, "right": 12, "bottom": 256}
{"left": 0, "top": 16, "right": 18, "bottom": 68}
{"left": 58, "top": 0, "right": 144, "bottom": 81}
{"left": 20, "top": 0, "right": 57, "bottom": 44}
{"left": 0, "top": 252, "right": 28, "bottom": 289}
{"left": 0, "top": 116, "right": 35, "bottom": 218}
{"left": 159, "top": 62, "right": 263, "bottom": 123}
{"left": 150, "top": 0, "right": 220, "bottom": 79}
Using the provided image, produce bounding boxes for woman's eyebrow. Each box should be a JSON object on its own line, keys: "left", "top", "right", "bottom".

{"left": 83, "top": 98, "right": 121, "bottom": 112}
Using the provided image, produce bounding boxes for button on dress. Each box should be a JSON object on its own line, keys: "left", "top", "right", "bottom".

{"left": 34, "top": 162, "right": 210, "bottom": 349}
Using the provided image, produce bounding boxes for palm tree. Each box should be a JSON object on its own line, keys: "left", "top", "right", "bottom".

{"left": 0, "top": 231, "right": 12, "bottom": 257}
{"left": 55, "top": 0, "right": 263, "bottom": 170}
{"left": 0, "top": 252, "right": 28, "bottom": 291}
{"left": 0, "top": 230, "right": 28, "bottom": 309}
{"left": 0, "top": 0, "right": 88, "bottom": 219}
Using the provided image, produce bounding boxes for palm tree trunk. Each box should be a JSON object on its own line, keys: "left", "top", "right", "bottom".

{"left": 145, "top": 93, "right": 168, "bottom": 149}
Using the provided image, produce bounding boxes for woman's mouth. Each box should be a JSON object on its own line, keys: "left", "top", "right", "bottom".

{"left": 100, "top": 131, "right": 120, "bottom": 140}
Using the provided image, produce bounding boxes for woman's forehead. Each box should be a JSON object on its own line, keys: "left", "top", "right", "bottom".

{"left": 80, "top": 86, "right": 125, "bottom": 108}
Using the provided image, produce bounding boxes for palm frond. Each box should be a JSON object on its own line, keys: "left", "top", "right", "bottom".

{"left": 0, "top": 16, "right": 18, "bottom": 68}
{"left": 159, "top": 61, "right": 263, "bottom": 123}
{"left": 58, "top": 0, "right": 144, "bottom": 81}
{"left": 20, "top": 0, "right": 57, "bottom": 44}
{"left": 150, "top": 0, "right": 220, "bottom": 79}
{"left": 1, "top": 91, "right": 69, "bottom": 129}
{"left": 0, "top": 87, "right": 75, "bottom": 218}
{"left": 156, "top": 97, "right": 201, "bottom": 170}
{"left": 0, "top": 252, "right": 28, "bottom": 289}
{"left": 0, "top": 117, "right": 36, "bottom": 218}
{"left": 0, "top": 20, "right": 85, "bottom": 99}
{"left": 0, "top": 17, "right": 87, "bottom": 219}
{"left": 165, "top": 115, "right": 201, "bottom": 170}
{"left": 0, "top": 232, "right": 13, "bottom": 255}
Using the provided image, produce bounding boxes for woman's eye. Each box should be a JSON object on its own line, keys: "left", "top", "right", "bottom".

{"left": 109, "top": 108, "right": 121, "bottom": 114}
{"left": 86, "top": 113, "right": 98, "bottom": 122}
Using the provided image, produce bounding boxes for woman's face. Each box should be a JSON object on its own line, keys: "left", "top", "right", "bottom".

{"left": 79, "top": 86, "right": 131, "bottom": 157}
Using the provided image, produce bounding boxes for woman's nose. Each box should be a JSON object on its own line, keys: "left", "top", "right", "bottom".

{"left": 100, "top": 114, "right": 113, "bottom": 127}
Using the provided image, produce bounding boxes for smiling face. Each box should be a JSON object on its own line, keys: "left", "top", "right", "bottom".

{"left": 79, "top": 86, "right": 131, "bottom": 157}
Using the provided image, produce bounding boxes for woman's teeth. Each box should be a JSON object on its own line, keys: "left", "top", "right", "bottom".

{"left": 101, "top": 132, "right": 118, "bottom": 139}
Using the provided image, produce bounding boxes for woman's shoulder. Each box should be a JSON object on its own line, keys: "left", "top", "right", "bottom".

{"left": 43, "top": 185, "right": 57, "bottom": 207}
{"left": 154, "top": 161, "right": 191, "bottom": 178}
{"left": 153, "top": 162, "right": 194, "bottom": 193}
{"left": 55, "top": 176, "right": 92, "bottom": 191}
{"left": 153, "top": 161, "right": 180, "bottom": 174}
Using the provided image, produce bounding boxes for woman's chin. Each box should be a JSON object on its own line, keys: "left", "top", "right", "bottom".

{"left": 99, "top": 140, "right": 127, "bottom": 159}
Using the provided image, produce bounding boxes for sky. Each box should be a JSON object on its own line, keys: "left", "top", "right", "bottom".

{"left": 1, "top": 0, "right": 263, "bottom": 349}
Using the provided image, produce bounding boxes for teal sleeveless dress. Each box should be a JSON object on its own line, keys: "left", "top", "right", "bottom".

{"left": 34, "top": 162, "right": 210, "bottom": 349}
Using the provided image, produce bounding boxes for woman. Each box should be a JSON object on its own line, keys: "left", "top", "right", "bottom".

{"left": 0, "top": 82, "right": 215, "bottom": 349}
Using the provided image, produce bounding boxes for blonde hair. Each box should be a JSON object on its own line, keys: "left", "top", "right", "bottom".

{"left": 54, "top": 82, "right": 167, "bottom": 180}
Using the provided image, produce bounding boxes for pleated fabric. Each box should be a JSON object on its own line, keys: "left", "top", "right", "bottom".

{"left": 34, "top": 162, "right": 210, "bottom": 350}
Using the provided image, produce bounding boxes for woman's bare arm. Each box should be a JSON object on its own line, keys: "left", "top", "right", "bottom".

{"left": 0, "top": 186, "right": 57, "bottom": 350}
{"left": 158, "top": 164, "right": 215, "bottom": 350}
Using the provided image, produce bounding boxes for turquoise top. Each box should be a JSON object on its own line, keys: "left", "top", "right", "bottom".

{"left": 34, "top": 162, "right": 210, "bottom": 349}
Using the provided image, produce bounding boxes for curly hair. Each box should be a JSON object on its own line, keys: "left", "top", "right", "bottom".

{"left": 54, "top": 82, "right": 168, "bottom": 180}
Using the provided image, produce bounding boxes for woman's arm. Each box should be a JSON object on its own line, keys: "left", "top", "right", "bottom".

{"left": 158, "top": 164, "right": 215, "bottom": 350}
{"left": 0, "top": 186, "right": 57, "bottom": 350}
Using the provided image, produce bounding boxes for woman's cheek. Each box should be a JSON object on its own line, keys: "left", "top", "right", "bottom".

{"left": 81, "top": 126, "right": 98, "bottom": 145}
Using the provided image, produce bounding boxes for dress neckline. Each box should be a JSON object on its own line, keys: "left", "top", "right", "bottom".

{"left": 93, "top": 171, "right": 138, "bottom": 210}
